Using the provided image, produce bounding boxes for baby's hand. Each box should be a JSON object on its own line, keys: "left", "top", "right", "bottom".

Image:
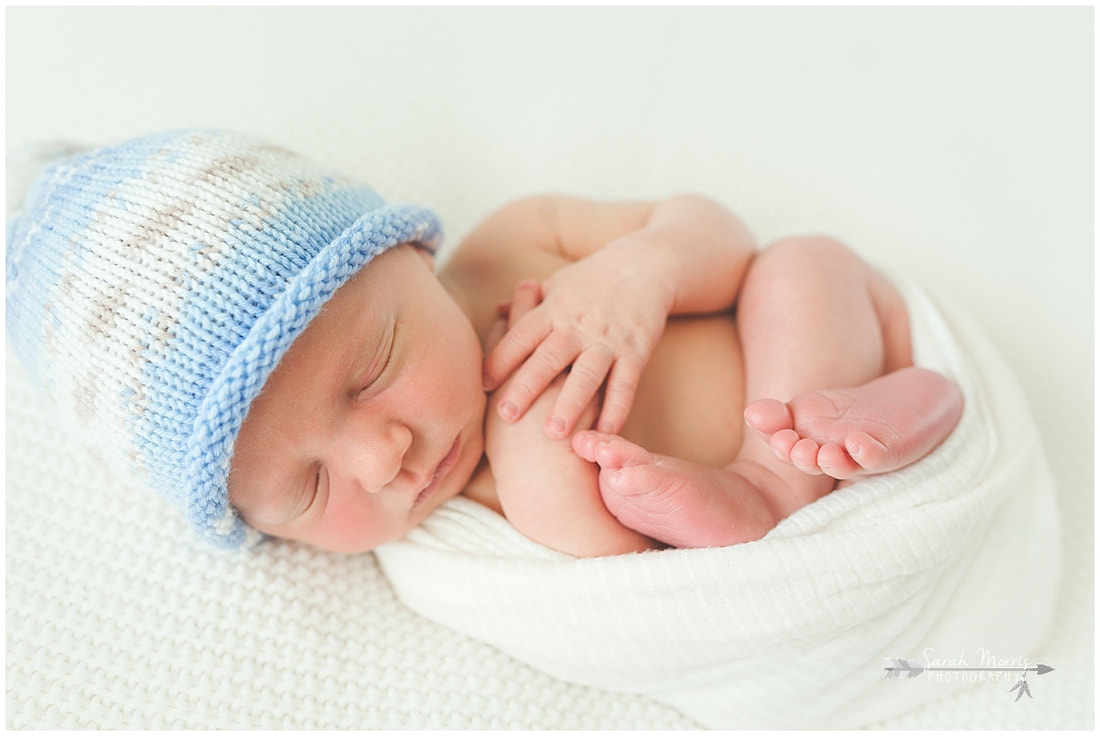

{"left": 483, "top": 248, "right": 671, "bottom": 438}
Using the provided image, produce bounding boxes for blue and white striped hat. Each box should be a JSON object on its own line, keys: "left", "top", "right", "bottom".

{"left": 6, "top": 130, "right": 442, "bottom": 548}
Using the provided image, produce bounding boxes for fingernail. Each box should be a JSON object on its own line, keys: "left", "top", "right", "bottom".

{"left": 499, "top": 400, "right": 518, "bottom": 422}
{"left": 548, "top": 416, "right": 566, "bottom": 437}
{"left": 482, "top": 371, "right": 494, "bottom": 390}
{"left": 598, "top": 420, "right": 616, "bottom": 434}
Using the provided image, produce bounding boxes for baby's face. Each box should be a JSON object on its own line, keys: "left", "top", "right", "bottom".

{"left": 228, "top": 244, "right": 486, "bottom": 553}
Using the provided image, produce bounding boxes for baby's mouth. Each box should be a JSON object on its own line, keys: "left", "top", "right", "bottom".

{"left": 414, "top": 437, "right": 460, "bottom": 507}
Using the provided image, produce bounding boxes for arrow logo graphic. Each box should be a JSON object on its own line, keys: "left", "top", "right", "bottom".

{"left": 883, "top": 658, "right": 1055, "bottom": 702}
{"left": 882, "top": 658, "right": 1055, "bottom": 679}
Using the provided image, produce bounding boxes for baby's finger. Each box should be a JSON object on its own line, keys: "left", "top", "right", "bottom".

{"left": 596, "top": 357, "right": 643, "bottom": 435}
{"left": 494, "top": 332, "right": 578, "bottom": 422}
{"left": 483, "top": 309, "right": 551, "bottom": 390}
{"left": 545, "top": 345, "right": 614, "bottom": 439}
{"left": 484, "top": 315, "right": 508, "bottom": 355}
{"left": 506, "top": 280, "right": 541, "bottom": 329}
{"left": 483, "top": 281, "right": 544, "bottom": 390}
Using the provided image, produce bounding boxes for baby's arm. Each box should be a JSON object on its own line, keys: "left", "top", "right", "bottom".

{"left": 467, "top": 194, "right": 758, "bottom": 436}
{"left": 484, "top": 287, "right": 656, "bottom": 557}
{"left": 485, "top": 374, "right": 657, "bottom": 557}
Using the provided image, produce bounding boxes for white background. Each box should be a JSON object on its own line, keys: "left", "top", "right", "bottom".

{"left": 6, "top": 6, "right": 1093, "bottom": 728}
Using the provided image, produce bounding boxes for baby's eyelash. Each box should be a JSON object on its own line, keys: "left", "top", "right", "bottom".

{"left": 356, "top": 352, "right": 388, "bottom": 401}
{"left": 357, "top": 321, "right": 396, "bottom": 400}
{"left": 304, "top": 465, "right": 326, "bottom": 516}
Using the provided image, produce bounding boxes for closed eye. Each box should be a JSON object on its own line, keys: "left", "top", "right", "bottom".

{"left": 301, "top": 464, "right": 327, "bottom": 518}
{"left": 356, "top": 318, "right": 397, "bottom": 402}
{"left": 281, "top": 462, "right": 325, "bottom": 523}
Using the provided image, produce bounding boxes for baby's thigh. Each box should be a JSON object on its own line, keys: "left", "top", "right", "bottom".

{"left": 738, "top": 235, "right": 911, "bottom": 384}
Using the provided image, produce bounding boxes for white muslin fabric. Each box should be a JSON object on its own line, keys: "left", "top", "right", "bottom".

{"left": 375, "top": 279, "right": 1061, "bottom": 729}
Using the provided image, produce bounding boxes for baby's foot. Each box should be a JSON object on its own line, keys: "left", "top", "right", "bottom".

{"left": 571, "top": 430, "right": 779, "bottom": 548}
{"left": 743, "top": 367, "right": 963, "bottom": 480}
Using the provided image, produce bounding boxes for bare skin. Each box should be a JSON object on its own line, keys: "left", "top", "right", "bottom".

{"left": 743, "top": 368, "right": 965, "bottom": 480}
{"left": 228, "top": 194, "right": 963, "bottom": 556}
{"left": 573, "top": 367, "right": 964, "bottom": 548}
{"left": 491, "top": 234, "right": 963, "bottom": 549}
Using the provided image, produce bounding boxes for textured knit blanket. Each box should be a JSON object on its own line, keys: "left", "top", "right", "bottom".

{"left": 374, "top": 280, "right": 1061, "bottom": 729}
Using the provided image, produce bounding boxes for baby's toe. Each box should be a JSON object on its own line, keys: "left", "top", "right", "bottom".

{"left": 768, "top": 428, "right": 801, "bottom": 462}
{"left": 600, "top": 462, "right": 669, "bottom": 500}
{"left": 571, "top": 430, "right": 605, "bottom": 463}
{"left": 573, "top": 431, "right": 653, "bottom": 470}
{"left": 817, "top": 442, "right": 861, "bottom": 479}
{"left": 790, "top": 438, "right": 825, "bottom": 475}
{"left": 597, "top": 435, "right": 653, "bottom": 470}
{"left": 744, "top": 399, "right": 794, "bottom": 435}
{"left": 845, "top": 431, "right": 897, "bottom": 473}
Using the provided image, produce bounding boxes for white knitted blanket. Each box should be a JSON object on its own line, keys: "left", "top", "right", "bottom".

{"left": 7, "top": 9, "right": 1091, "bottom": 728}
{"left": 3, "top": 281, "right": 1081, "bottom": 730}
{"left": 374, "top": 281, "right": 1061, "bottom": 729}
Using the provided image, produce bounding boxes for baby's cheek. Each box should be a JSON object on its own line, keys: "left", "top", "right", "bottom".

{"left": 319, "top": 503, "right": 390, "bottom": 554}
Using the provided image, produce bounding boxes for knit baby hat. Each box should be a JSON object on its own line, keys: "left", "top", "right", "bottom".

{"left": 6, "top": 129, "right": 442, "bottom": 548}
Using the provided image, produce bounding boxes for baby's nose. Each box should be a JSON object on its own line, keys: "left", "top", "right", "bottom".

{"left": 354, "top": 422, "right": 412, "bottom": 493}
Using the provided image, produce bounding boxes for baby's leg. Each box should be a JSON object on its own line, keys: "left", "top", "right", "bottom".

{"left": 738, "top": 239, "right": 961, "bottom": 480}
{"left": 576, "top": 237, "right": 961, "bottom": 547}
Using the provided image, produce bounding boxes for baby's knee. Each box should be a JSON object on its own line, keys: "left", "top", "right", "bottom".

{"left": 753, "top": 235, "right": 874, "bottom": 293}
{"left": 760, "top": 234, "right": 857, "bottom": 268}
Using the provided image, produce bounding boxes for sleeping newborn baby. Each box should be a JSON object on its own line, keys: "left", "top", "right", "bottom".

{"left": 6, "top": 130, "right": 962, "bottom": 557}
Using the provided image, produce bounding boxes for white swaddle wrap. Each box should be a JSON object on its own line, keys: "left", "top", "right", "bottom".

{"left": 375, "top": 280, "right": 1060, "bottom": 729}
